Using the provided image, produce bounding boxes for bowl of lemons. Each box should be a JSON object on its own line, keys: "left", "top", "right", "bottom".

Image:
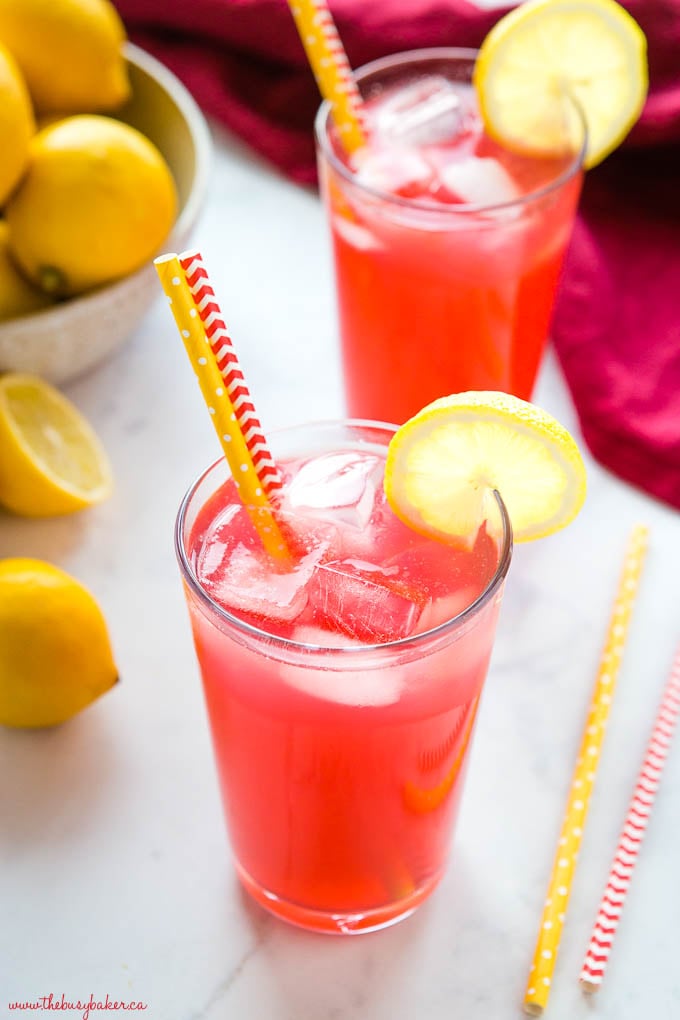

{"left": 0, "top": 0, "right": 211, "bottom": 384}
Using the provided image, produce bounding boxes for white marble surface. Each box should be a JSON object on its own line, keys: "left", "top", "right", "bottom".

{"left": 1, "top": 122, "right": 679, "bottom": 1020}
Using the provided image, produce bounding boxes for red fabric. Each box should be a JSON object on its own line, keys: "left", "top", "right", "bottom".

{"left": 114, "top": 0, "right": 680, "bottom": 510}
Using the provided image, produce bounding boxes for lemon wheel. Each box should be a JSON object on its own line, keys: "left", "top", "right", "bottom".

{"left": 384, "top": 391, "right": 587, "bottom": 544}
{"left": 473, "top": 0, "right": 648, "bottom": 168}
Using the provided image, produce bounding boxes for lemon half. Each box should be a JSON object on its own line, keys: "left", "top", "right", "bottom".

{"left": 384, "top": 391, "right": 587, "bottom": 543}
{"left": 473, "top": 0, "right": 648, "bottom": 168}
{"left": 0, "top": 373, "right": 113, "bottom": 517}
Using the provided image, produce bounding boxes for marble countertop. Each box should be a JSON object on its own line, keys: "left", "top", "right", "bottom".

{"left": 1, "top": 123, "right": 679, "bottom": 1020}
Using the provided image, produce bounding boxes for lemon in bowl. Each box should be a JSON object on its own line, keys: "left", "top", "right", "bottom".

{"left": 6, "top": 113, "right": 179, "bottom": 297}
{"left": 0, "top": 43, "right": 211, "bottom": 384}
{"left": 0, "top": 40, "right": 34, "bottom": 207}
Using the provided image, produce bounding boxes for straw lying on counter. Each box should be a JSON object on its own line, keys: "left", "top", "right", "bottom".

{"left": 154, "top": 252, "right": 290, "bottom": 562}
{"left": 523, "top": 524, "right": 649, "bottom": 1016}
{"left": 580, "top": 643, "right": 680, "bottom": 993}
{"left": 287, "top": 0, "right": 366, "bottom": 154}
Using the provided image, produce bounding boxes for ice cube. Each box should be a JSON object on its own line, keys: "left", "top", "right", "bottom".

{"left": 309, "top": 558, "right": 427, "bottom": 643}
{"left": 332, "top": 214, "right": 384, "bottom": 252}
{"left": 284, "top": 451, "right": 382, "bottom": 531}
{"left": 285, "top": 625, "right": 407, "bottom": 705}
{"left": 353, "top": 145, "right": 434, "bottom": 198}
{"left": 385, "top": 526, "right": 498, "bottom": 598}
{"left": 195, "top": 501, "right": 262, "bottom": 571}
{"left": 196, "top": 507, "right": 241, "bottom": 582}
{"left": 385, "top": 540, "right": 468, "bottom": 597}
{"left": 414, "top": 589, "right": 480, "bottom": 635}
{"left": 293, "top": 624, "right": 365, "bottom": 650}
{"left": 199, "top": 540, "right": 323, "bottom": 626}
{"left": 373, "top": 77, "right": 470, "bottom": 148}
{"left": 272, "top": 499, "right": 344, "bottom": 562}
{"left": 438, "top": 157, "right": 521, "bottom": 207}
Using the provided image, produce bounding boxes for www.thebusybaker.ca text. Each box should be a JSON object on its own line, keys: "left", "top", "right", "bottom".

{"left": 8, "top": 993, "right": 148, "bottom": 1020}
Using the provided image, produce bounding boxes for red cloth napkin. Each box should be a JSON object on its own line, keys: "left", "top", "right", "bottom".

{"left": 114, "top": 0, "right": 680, "bottom": 511}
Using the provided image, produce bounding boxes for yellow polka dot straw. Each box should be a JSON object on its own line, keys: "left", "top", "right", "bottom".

{"left": 287, "top": 0, "right": 366, "bottom": 154}
{"left": 523, "top": 524, "right": 649, "bottom": 1016}
{"left": 154, "top": 253, "right": 289, "bottom": 562}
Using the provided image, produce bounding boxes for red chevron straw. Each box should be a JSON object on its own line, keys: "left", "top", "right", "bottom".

{"left": 580, "top": 643, "right": 680, "bottom": 993}
{"left": 178, "top": 249, "right": 283, "bottom": 499}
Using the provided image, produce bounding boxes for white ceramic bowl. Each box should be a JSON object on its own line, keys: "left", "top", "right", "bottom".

{"left": 0, "top": 43, "right": 212, "bottom": 384}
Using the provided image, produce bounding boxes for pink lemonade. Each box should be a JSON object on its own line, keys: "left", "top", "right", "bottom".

{"left": 316, "top": 49, "right": 585, "bottom": 424}
{"left": 177, "top": 422, "right": 512, "bottom": 933}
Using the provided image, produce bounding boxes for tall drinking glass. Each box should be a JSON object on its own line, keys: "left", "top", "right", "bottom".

{"left": 176, "top": 420, "right": 512, "bottom": 934}
{"left": 315, "top": 49, "right": 586, "bottom": 424}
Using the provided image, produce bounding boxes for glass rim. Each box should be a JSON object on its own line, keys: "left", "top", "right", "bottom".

{"left": 174, "top": 418, "right": 514, "bottom": 659}
{"left": 314, "top": 46, "right": 588, "bottom": 217}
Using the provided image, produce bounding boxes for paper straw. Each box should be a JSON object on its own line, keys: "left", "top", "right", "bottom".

{"left": 580, "top": 643, "right": 680, "bottom": 993}
{"left": 287, "top": 0, "right": 366, "bottom": 153}
{"left": 523, "top": 524, "right": 649, "bottom": 1016}
{"left": 178, "top": 249, "right": 283, "bottom": 500}
{"left": 154, "top": 253, "right": 289, "bottom": 562}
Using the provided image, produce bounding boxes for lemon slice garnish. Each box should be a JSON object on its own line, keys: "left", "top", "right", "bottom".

{"left": 384, "top": 391, "right": 587, "bottom": 543}
{"left": 0, "top": 372, "right": 113, "bottom": 516}
{"left": 473, "top": 0, "right": 648, "bottom": 169}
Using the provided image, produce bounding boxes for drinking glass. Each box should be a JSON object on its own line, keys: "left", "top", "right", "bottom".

{"left": 176, "top": 420, "right": 512, "bottom": 933}
{"left": 315, "top": 49, "right": 586, "bottom": 424}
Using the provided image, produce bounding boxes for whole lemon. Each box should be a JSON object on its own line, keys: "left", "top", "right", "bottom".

{"left": 0, "top": 0, "right": 129, "bottom": 114}
{"left": 0, "top": 558, "right": 118, "bottom": 728}
{"left": 6, "top": 115, "right": 178, "bottom": 297}
{"left": 0, "top": 41, "right": 34, "bottom": 206}
{"left": 0, "top": 222, "right": 53, "bottom": 321}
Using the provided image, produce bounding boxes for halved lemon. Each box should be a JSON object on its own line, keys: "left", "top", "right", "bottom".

{"left": 384, "top": 391, "right": 587, "bottom": 544}
{"left": 473, "top": 0, "right": 648, "bottom": 169}
{"left": 0, "top": 373, "right": 113, "bottom": 517}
